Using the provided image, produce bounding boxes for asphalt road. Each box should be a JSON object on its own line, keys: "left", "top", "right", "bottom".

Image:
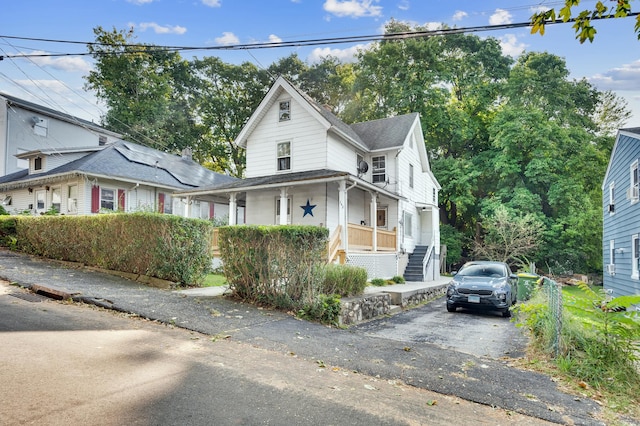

{"left": 0, "top": 250, "right": 607, "bottom": 425}
{"left": 0, "top": 282, "right": 552, "bottom": 426}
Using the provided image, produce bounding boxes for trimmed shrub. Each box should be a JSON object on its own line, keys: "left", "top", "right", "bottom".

{"left": 218, "top": 225, "right": 329, "bottom": 308}
{"left": 4, "top": 213, "right": 214, "bottom": 285}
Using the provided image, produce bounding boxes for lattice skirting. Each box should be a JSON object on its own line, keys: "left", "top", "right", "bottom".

{"left": 346, "top": 253, "right": 398, "bottom": 280}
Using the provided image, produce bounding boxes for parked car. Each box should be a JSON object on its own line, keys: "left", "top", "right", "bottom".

{"left": 446, "top": 261, "right": 518, "bottom": 317}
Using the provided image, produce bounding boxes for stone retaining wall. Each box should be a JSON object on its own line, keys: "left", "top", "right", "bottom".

{"left": 339, "top": 293, "right": 390, "bottom": 326}
{"left": 339, "top": 284, "right": 448, "bottom": 325}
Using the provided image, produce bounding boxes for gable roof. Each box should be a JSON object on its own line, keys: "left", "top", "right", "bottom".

{"left": 0, "top": 140, "right": 236, "bottom": 191}
{"left": 602, "top": 127, "right": 640, "bottom": 189}
{"left": 234, "top": 76, "right": 420, "bottom": 153}
{"left": 0, "top": 92, "right": 121, "bottom": 138}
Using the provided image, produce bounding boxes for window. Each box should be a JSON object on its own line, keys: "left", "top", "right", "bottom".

{"left": 609, "top": 182, "right": 615, "bottom": 213}
{"left": 357, "top": 153, "right": 364, "bottom": 170}
{"left": 432, "top": 188, "right": 436, "bottom": 204}
{"left": 51, "top": 188, "right": 61, "bottom": 213}
{"left": 101, "top": 188, "right": 115, "bottom": 211}
{"left": 277, "top": 141, "right": 291, "bottom": 171}
{"left": 633, "top": 234, "right": 640, "bottom": 280}
{"left": 68, "top": 185, "right": 78, "bottom": 213}
{"left": 275, "top": 197, "right": 291, "bottom": 224}
{"left": 372, "top": 156, "right": 386, "bottom": 183}
{"left": 607, "top": 240, "right": 616, "bottom": 275}
{"left": 35, "top": 190, "right": 46, "bottom": 212}
{"left": 376, "top": 208, "right": 387, "bottom": 228}
{"left": 409, "top": 164, "right": 414, "bottom": 188}
{"left": 279, "top": 101, "right": 291, "bottom": 121}
{"left": 33, "top": 118, "right": 48, "bottom": 137}
{"left": 631, "top": 161, "right": 639, "bottom": 203}
{"left": 403, "top": 212, "right": 413, "bottom": 237}
{"left": 34, "top": 157, "right": 43, "bottom": 171}
{"left": 99, "top": 135, "right": 107, "bottom": 146}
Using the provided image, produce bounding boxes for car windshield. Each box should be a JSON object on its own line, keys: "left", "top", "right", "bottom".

{"left": 457, "top": 264, "right": 506, "bottom": 278}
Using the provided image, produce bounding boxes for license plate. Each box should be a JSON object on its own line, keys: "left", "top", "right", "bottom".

{"left": 468, "top": 295, "right": 480, "bottom": 303}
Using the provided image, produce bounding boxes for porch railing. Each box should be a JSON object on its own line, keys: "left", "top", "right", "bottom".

{"left": 211, "top": 224, "right": 397, "bottom": 262}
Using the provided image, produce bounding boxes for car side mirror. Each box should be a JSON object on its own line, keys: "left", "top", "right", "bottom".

{"left": 510, "top": 274, "right": 518, "bottom": 279}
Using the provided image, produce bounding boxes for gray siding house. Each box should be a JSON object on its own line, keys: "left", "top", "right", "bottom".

{"left": 602, "top": 127, "right": 640, "bottom": 297}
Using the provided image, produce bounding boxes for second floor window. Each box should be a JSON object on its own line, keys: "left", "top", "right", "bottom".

{"left": 631, "top": 161, "right": 639, "bottom": 202}
{"left": 277, "top": 141, "right": 291, "bottom": 171}
{"left": 409, "top": 164, "right": 414, "bottom": 188}
{"left": 372, "top": 156, "right": 386, "bottom": 183}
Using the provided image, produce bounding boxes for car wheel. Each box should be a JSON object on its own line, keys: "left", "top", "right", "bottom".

{"left": 446, "top": 304, "right": 457, "bottom": 313}
{"left": 502, "top": 308, "right": 511, "bottom": 318}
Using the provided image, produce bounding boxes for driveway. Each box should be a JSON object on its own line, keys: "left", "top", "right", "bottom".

{"left": 354, "top": 296, "right": 528, "bottom": 359}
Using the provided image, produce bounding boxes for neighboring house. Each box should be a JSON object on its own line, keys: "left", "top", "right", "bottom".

{"left": 0, "top": 142, "right": 239, "bottom": 219}
{"left": 602, "top": 127, "right": 640, "bottom": 297}
{"left": 175, "top": 76, "right": 441, "bottom": 280}
{"left": 0, "top": 93, "right": 121, "bottom": 177}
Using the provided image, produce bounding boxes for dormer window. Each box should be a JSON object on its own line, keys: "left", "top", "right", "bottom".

{"left": 279, "top": 101, "right": 291, "bottom": 122}
{"left": 34, "top": 157, "right": 42, "bottom": 171}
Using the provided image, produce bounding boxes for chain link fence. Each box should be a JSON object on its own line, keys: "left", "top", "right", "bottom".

{"left": 542, "top": 277, "right": 563, "bottom": 357}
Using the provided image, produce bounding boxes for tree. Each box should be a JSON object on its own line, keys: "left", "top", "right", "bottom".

{"left": 530, "top": 0, "right": 640, "bottom": 43}
{"left": 472, "top": 206, "right": 544, "bottom": 269}
{"left": 85, "top": 27, "right": 201, "bottom": 154}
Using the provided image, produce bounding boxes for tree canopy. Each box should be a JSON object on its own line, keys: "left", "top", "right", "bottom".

{"left": 530, "top": 0, "right": 640, "bottom": 43}
{"left": 84, "top": 22, "right": 630, "bottom": 274}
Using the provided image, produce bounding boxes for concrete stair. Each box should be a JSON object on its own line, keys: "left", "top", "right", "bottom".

{"left": 403, "top": 245, "right": 429, "bottom": 281}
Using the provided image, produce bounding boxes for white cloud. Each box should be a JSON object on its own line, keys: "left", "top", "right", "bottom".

{"left": 588, "top": 60, "right": 640, "bottom": 91}
{"left": 529, "top": 6, "right": 550, "bottom": 15}
{"left": 423, "top": 22, "right": 444, "bottom": 31}
{"left": 202, "top": 0, "right": 221, "bottom": 7}
{"left": 490, "top": 9, "right": 512, "bottom": 25}
{"left": 323, "top": 0, "right": 383, "bottom": 18}
{"left": 497, "top": 34, "right": 527, "bottom": 58}
{"left": 215, "top": 32, "right": 240, "bottom": 45}
{"left": 138, "top": 22, "right": 187, "bottom": 35}
{"left": 21, "top": 51, "right": 92, "bottom": 73}
{"left": 308, "top": 43, "right": 369, "bottom": 63}
{"left": 268, "top": 34, "right": 283, "bottom": 43}
{"left": 398, "top": 0, "right": 409, "bottom": 11}
{"left": 127, "top": 0, "right": 154, "bottom": 4}
{"left": 15, "top": 79, "right": 69, "bottom": 93}
{"left": 452, "top": 10, "right": 468, "bottom": 21}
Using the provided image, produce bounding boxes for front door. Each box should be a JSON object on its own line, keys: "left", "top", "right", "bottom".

{"left": 376, "top": 207, "right": 387, "bottom": 229}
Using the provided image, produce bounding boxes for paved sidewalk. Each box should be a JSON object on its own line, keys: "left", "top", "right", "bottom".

{"left": 0, "top": 249, "right": 606, "bottom": 425}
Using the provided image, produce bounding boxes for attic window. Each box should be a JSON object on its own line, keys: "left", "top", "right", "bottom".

{"left": 34, "top": 157, "right": 42, "bottom": 171}
{"left": 279, "top": 101, "right": 291, "bottom": 122}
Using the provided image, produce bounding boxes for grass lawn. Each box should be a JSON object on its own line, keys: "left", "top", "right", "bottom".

{"left": 201, "top": 273, "right": 227, "bottom": 287}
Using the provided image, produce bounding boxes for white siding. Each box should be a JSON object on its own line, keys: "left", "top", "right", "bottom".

{"left": 245, "top": 93, "right": 328, "bottom": 178}
{"left": 326, "top": 134, "right": 358, "bottom": 173}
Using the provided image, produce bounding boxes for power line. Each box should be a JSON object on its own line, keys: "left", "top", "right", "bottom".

{"left": 1, "top": 12, "right": 638, "bottom": 60}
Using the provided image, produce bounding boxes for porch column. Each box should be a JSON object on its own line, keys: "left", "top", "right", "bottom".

{"left": 338, "top": 180, "right": 348, "bottom": 252}
{"left": 185, "top": 196, "right": 191, "bottom": 218}
{"left": 370, "top": 192, "right": 377, "bottom": 251}
{"left": 279, "top": 188, "right": 288, "bottom": 225}
{"left": 228, "top": 193, "right": 237, "bottom": 225}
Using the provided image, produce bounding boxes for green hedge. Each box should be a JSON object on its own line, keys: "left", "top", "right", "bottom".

{"left": 0, "top": 213, "right": 214, "bottom": 285}
{"left": 218, "top": 225, "right": 329, "bottom": 308}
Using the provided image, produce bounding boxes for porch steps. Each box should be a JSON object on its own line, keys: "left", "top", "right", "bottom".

{"left": 403, "top": 245, "right": 429, "bottom": 281}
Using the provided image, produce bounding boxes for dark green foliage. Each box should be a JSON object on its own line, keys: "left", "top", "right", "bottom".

{"left": 440, "top": 224, "right": 463, "bottom": 268}
{"left": 218, "top": 225, "right": 329, "bottom": 309}
{"left": 391, "top": 275, "right": 405, "bottom": 283}
{"left": 370, "top": 278, "right": 386, "bottom": 286}
{"left": 316, "top": 263, "right": 368, "bottom": 297}
{"left": 0, "top": 205, "right": 9, "bottom": 215}
{"left": 298, "top": 294, "right": 342, "bottom": 325}
{"left": 6, "top": 213, "right": 214, "bottom": 285}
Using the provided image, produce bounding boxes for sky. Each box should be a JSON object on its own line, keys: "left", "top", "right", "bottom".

{"left": 1, "top": 0, "right": 639, "bottom": 128}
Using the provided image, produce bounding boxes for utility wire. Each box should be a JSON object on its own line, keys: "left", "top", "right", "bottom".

{"left": 1, "top": 12, "right": 638, "bottom": 60}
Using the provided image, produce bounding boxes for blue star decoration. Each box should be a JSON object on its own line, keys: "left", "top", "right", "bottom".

{"left": 301, "top": 199, "right": 316, "bottom": 217}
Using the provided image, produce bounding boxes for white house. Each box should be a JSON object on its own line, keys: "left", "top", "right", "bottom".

{"left": 0, "top": 93, "right": 120, "bottom": 176}
{"left": 175, "top": 77, "right": 441, "bottom": 281}
{"left": 0, "top": 94, "right": 240, "bottom": 220}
